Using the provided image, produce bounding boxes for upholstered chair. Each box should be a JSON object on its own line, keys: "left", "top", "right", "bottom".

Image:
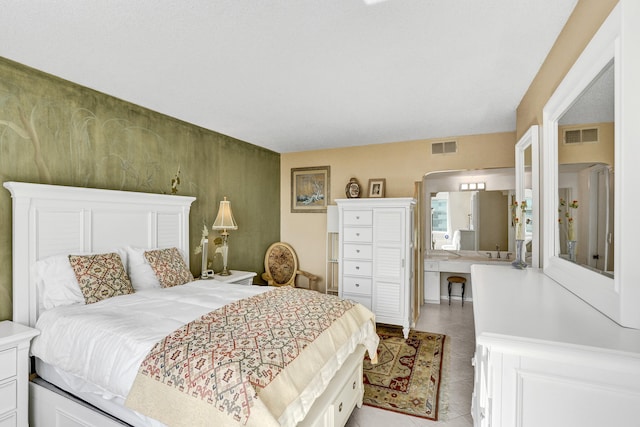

{"left": 262, "top": 242, "right": 318, "bottom": 288}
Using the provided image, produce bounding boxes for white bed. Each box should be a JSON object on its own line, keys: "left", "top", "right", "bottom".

{"left": 4, "top": 182, "right": 378, "bottom": 427}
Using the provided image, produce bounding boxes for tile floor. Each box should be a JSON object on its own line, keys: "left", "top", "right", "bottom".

{"left": 346, "top": 301, "right": 476, "bottom": 427}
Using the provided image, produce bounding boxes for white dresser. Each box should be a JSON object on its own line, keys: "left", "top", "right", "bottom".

{"left": 336, "top": 198, "right": 416, "bottom": 338}
{"left": 471, "top": 265, "right": 640, "bottom": 427}
{"left": 0, "top": 321, "right": 39, "bottom": 427}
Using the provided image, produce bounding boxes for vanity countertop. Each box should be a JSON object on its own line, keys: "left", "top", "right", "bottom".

{"left": 425, "top": 251, "right": 513, "bottom": 264}
{"left": 424, "top": 252, "right": 512, "bottom": 274}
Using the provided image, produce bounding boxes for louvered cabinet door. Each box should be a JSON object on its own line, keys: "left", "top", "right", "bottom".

{"left": 373, "top": 208, "right": 409, "bottom": 336}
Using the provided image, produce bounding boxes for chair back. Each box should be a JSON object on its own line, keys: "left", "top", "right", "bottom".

{"left": 264, "top": 242, "right": 299, "bottom": 286}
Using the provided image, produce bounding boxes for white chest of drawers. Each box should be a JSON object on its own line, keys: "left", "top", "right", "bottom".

{"left": 337, "top": 198, "right": 416, "bottom": 339}
{"left": 0, "top": 321, "right": 39, "bottom": 427}
{"left": 471, "top": 265, "right": 640, "bottom": 427}
{"left": 339, "top": 206, "right": 375, "bottom": 312}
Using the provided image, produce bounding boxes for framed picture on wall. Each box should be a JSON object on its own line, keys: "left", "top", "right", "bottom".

{"left": 368, "top": 178, "right": 386, "bottom": 198}
{"left": 291, "top": 166, "right": 330, "bottom": 212}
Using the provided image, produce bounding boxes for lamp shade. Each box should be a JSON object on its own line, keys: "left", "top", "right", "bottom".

{"left": 212, "top": 197, "right": 238, "bottom": 230}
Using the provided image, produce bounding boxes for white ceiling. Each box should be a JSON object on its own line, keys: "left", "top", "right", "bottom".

{"left": 0, "top": 0, "right": 578, "bottom": 153}
{"left": 560, "top": 60, "right": 614, "bottom": 126}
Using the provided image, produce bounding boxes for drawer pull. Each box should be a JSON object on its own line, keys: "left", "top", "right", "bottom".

{"left": 355, "top": 283, "right": 360, "bottom": 287}
{"left": 356, "top": 249, "right": 360, "bottom": 253}
{"left": 352, "top": 381, "right": 356, "bottom": 389}
{"left": 339, "top": 402, "right": 343, "bottom": 412}
{"left": 356, "top": 233, "right": 360, "bottom": 237}
{"left": 355, "top": 266, "right": 360, "bottom": 270}
{"left": 356, "top": 216, "right": 360, "bottom": 219}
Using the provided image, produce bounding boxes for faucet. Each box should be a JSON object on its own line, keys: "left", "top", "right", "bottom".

{"left": 496, "top": 244, "right": 501, "bottom": 259}
{"left": 486, "top": 252, "right": 492, "bottom": 259}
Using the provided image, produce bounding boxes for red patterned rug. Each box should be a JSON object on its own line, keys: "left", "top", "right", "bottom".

{"left": 363, "top": 326, "right": 447, "bottom": 420}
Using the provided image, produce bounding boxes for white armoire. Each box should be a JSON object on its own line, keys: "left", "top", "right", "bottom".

{"left": 336, "top": 198, "right": 416, "bottom": 338}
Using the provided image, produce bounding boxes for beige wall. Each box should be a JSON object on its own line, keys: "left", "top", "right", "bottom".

{"left": 558, "top": 122, "right": 614, "bottom": 166}
{"left": 516, "top": 0, "right": 618, "bottom": 138}
{"left": 282, "top": 0, "right": 620, "bottom": 292}
{"left": 515, "top": 0, "right": 618, "bottom": 265}
{"left": 281, "top": 132, "right": 516, "bottom": 291}
{"left": 478, "top": 191, "right": 509, "bottom": 251}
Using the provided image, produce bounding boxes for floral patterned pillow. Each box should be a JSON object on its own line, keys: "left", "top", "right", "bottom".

{"left": 68, "top": 252, "right": 134, "bottom": 304}
{"left": 143, "top": 247, "right": 194, "bottom": 288}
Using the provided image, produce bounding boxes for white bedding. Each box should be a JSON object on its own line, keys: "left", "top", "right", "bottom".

{"left": 31, "top": 280, "right": 272, "bottom": 400}
{"left": 31, "top": 280, "right": 378, "bottom": 426}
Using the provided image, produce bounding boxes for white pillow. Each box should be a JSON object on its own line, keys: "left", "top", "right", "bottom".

{"left": 125, "top": 246, "right": 161, "bottom": 290}
{"left": 34, "top": 254, "right": 85, "bottom": 311}
{"left": 34, "top": 248, "right": 129, "bottom": 311}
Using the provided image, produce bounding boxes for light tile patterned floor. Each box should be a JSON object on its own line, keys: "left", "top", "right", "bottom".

{"left": 346, "top": 302, "right": 475, "bottom": 427}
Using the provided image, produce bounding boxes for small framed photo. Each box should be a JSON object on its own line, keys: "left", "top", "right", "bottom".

{"left": 368, "top": 178, "right": 386, "bottom": 198}
{"left": 291, "top": 166, "right": 330, "bottom": 212}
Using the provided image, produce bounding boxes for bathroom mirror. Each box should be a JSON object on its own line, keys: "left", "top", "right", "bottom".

{"left": 542, "top": 4, "right": 632, "bottom": 326}
{"left": 515, "top": 126, "right": 539, "bottom": 267}
{"left": 423, "top": 168, "right": 516, "bottom": 254}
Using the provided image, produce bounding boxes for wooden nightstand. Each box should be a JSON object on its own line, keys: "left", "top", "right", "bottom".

{"left": 213, "top": 270, "right": 257, "bottom": 286}
{"left": 0, "top": 321, "right": 39, "bottom": 427}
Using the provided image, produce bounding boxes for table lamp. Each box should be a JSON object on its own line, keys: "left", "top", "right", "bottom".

{"left": 212, "top": 197, "right": 237, "bottom": 276}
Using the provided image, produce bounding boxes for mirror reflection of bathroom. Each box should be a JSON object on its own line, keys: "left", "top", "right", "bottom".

{"left": 556, "top": 59, "right": 614, "bottom": 278}
{"left": 424, "top": 167, "right": 521, "bottom": 259}
{"left": 431, "top": 190, "right": 509, "bottom": 252}
{"left": 558, "top": 163, "right": 614, "bottom": 276}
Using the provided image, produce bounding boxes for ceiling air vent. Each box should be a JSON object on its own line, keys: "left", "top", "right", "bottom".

{"left": 563, "top": 127, "right": 599, "bottom": 144}
{"left": 432, "top": 140, "right": 457, "bottom": 155}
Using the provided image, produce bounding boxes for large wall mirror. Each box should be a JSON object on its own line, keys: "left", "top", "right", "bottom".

{"left": 556, "top": 60, "right": 614, "bottom": 277}
{"left": 423, "top": 167, "right": 522, "bottom": 257}
{"left": 542, "top": 4, "right": 638, "bottom": 327}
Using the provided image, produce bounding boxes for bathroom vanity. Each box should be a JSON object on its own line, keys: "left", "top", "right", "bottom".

{"left": 424, "top": 252, "right": 511, "bottom": 304}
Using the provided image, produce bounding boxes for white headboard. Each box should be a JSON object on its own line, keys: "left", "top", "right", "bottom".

{"left": 3, "top": 182, "right": 196, "bottom": 328}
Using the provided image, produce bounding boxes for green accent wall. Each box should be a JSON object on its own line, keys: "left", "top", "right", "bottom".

{"left": 0, "top": 57, "right": 280, "bottom": 321}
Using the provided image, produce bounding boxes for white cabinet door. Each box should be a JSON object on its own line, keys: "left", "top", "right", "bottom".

{"left": 475, "top": 342, "right": 640, "bottom": 427}
{"left": 373, "top": 208, "right": 409, "bottom": 335}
